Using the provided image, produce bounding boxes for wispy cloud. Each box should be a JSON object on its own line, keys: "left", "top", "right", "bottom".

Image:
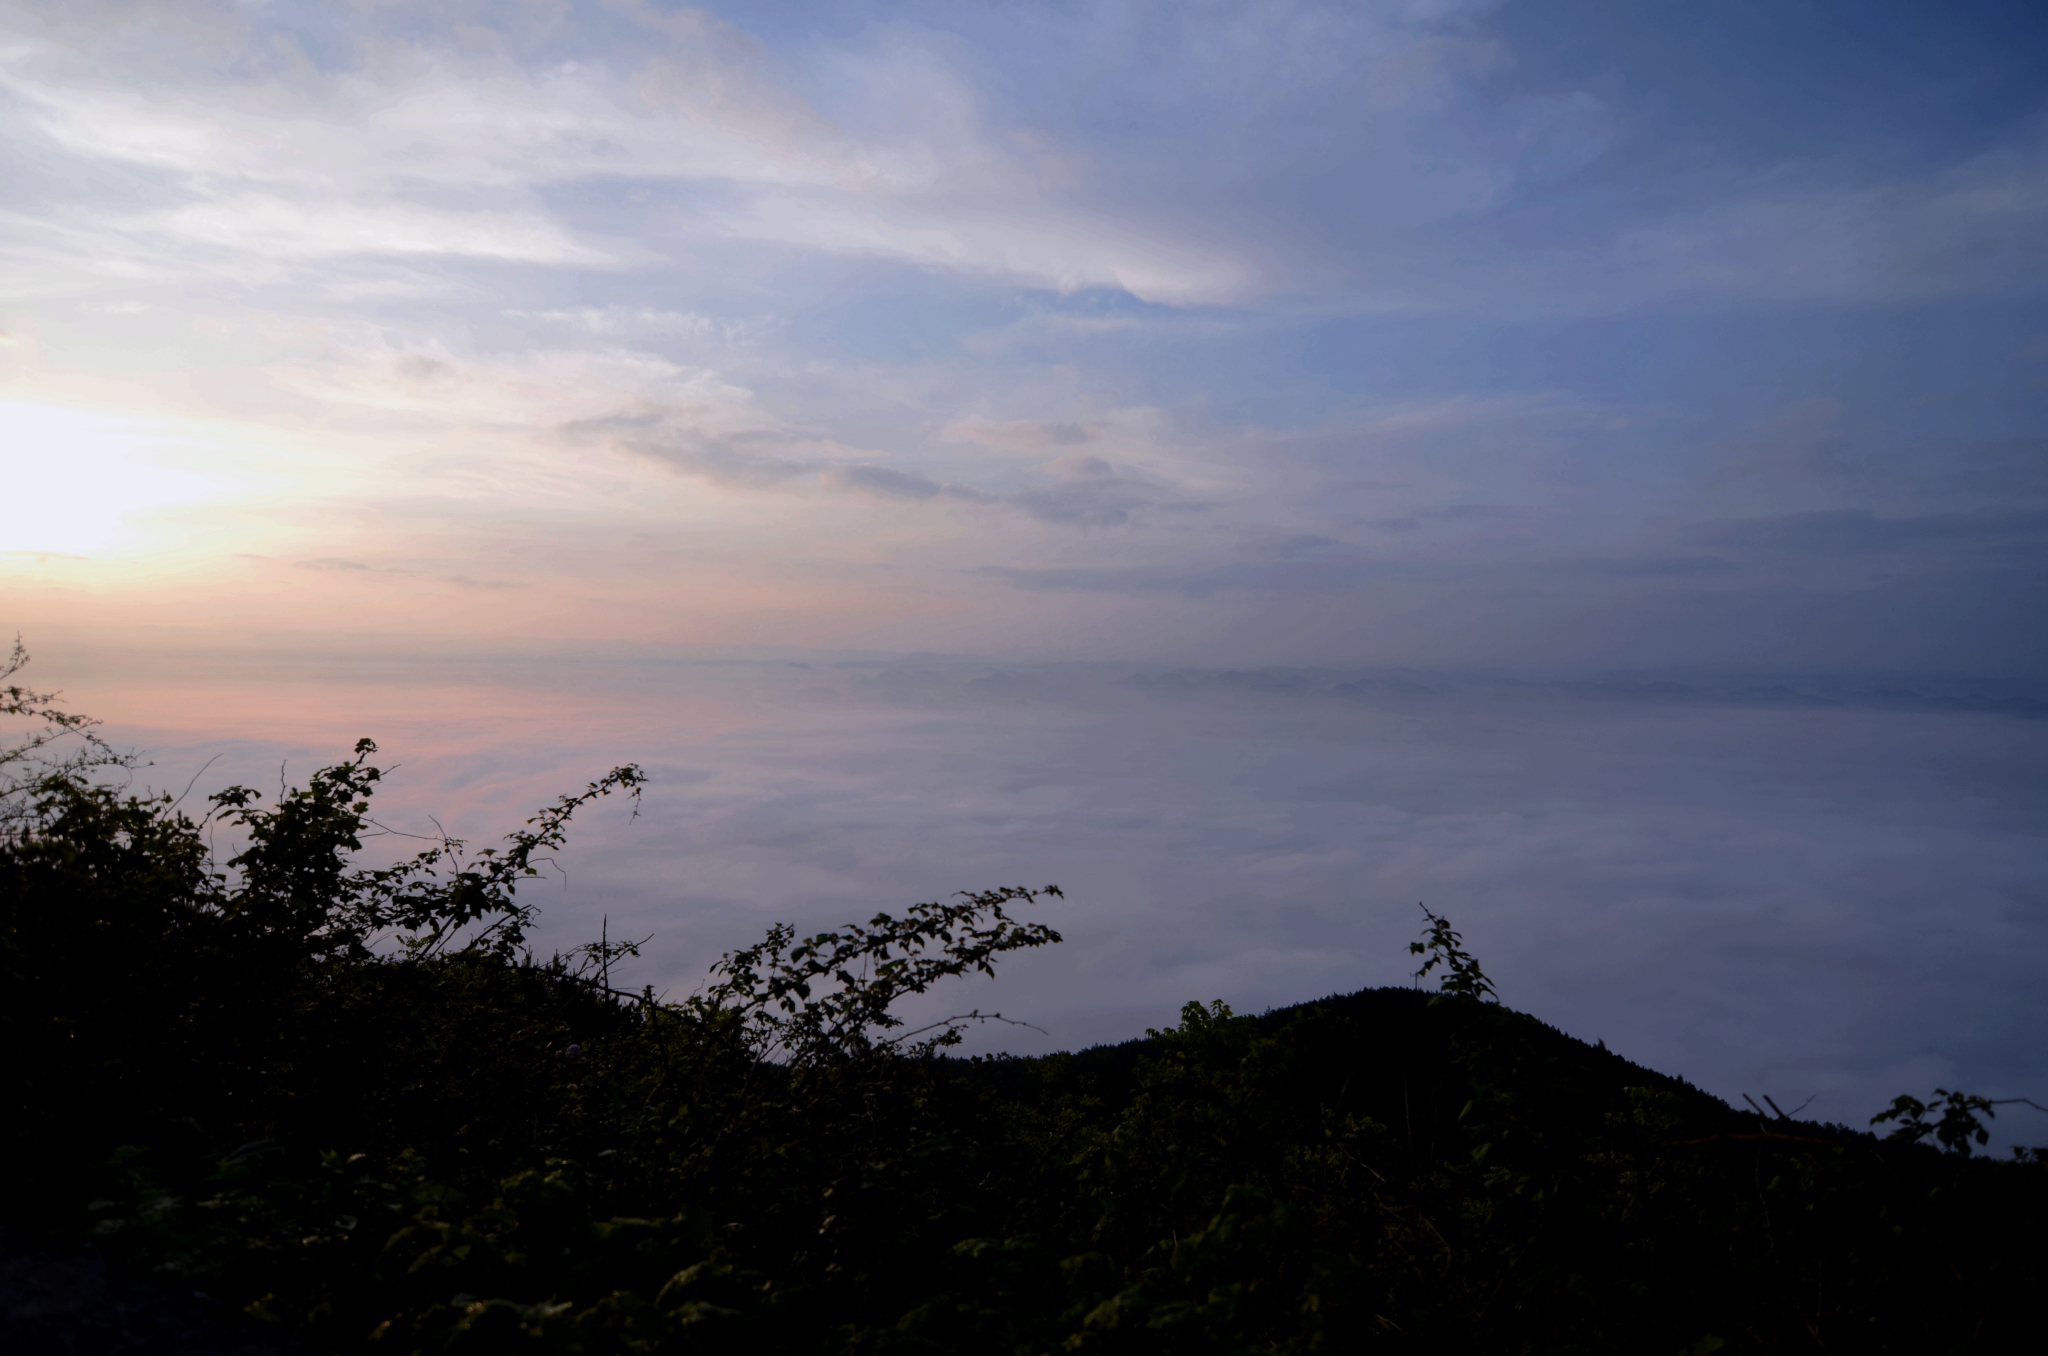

{"left": 575, "top": 407, "right": 1187, "bottom": 526}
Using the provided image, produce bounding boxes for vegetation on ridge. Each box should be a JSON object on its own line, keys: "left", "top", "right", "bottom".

{"left": 3, "top": 638, "right": 2044, "bottom": 1354}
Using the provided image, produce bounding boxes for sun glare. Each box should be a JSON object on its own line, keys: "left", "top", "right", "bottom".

{"left": 0, "top": 401, "right": 266, "bottom": 555}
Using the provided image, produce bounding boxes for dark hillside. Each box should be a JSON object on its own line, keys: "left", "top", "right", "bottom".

{"left": 967, "top": 984, "right": 1776, "bottom": 1189}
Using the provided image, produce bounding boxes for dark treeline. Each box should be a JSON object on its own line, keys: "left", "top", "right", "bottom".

{"left": 3, "top": 641, "right": 2043, "bottom": 1354}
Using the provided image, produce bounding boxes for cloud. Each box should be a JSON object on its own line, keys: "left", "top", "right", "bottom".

{"left": 943, "top": 418, "right": 1100, "bottom": 450}
{"left": 715, "top": 190, "right": 1255, "bottom": 303}
{"left": 819, "top": 463, "right": 996, "bottom": 505}
{"left": 576, "top": 409, "right": 1184, "bottom": 525}
{"left": 504, "top": 307, "right": 747, "bottom": 343}
{"left": 593, "top": 423, "right": 820, "bottom": 490}
{"left": 1357, "top": 503, "right": 1527, "bottom": 534}
{"left": 0, "top": 2, "right": 1259, "bottom": 302}
{"left": 821, "top": 464, "right": 945, "bottom": 500}
{"left": 247, "top": 338, "right": 755, "bottom": 432}
{"left": 151, "top": 196, "right": 629, "bottom": 266}
{"left": 1534, "top": 556, "right": 1738, "bottom": 578}
{"left": 9, "top": 0, "right": 2044, "bottom": 327}
{"left": 1010, "top": 454, "right": 1178, "bottom": 526}
{"left": 982, "top": 555, "right": 1401, "bottom": 598}
{"left": 1685, "top": 508, "right": 2048, "bottom": 556}
{"left": 288, "top": 557, "right": 519, "bottom": 591}
{"left": 976, "top": 533, "right": 1738, "bottom": 599}
{"left": 440, "top": 575, "right": 525, "bottom": 591}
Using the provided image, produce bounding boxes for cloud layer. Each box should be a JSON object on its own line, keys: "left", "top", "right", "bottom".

{"left": 48, "top": 643, "right": 2048, "bottom": 1149}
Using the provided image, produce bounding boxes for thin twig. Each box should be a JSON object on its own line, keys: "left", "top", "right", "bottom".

{"left": 166, "top": 754, "right": 223, "bottom": 814}
{"left": 880, "top": 1010, "right": 1049, "bottom": 1045}
{"left": 361, "top": 817, "right": 452, "bottom": 844}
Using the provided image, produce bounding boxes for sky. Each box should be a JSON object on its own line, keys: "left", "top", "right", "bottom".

{"left": 3, "top": 1, "right": 2046, "bottom": 1142}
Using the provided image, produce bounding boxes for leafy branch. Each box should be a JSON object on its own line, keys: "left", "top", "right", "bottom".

{"left": 694, "top": 885, "right": 1064, "bottom": 1065}
{"left": 1871, "top": 1089, "right": 2048, "bottom": 1157}
{"left": 0, "top": 636, "right": 137, "bottom": 843}
{"left": 199, "top": 741, "right": 646, "bottom": 963}
{"left": 1409, "top": 903, "right": 1498, "bottom": 1003}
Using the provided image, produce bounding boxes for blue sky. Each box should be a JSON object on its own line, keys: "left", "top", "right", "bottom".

{"left": 3, "top": 0, "right": 2045, "bottom": 1140}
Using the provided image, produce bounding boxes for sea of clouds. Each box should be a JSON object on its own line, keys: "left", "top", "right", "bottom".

{"left": 49, "top": 639, "right": 2048, "bottom": 1151}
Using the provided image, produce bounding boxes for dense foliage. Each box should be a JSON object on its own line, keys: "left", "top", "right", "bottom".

{"left": 3, "top": 641, "right": 2043, "bottom": 1353}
